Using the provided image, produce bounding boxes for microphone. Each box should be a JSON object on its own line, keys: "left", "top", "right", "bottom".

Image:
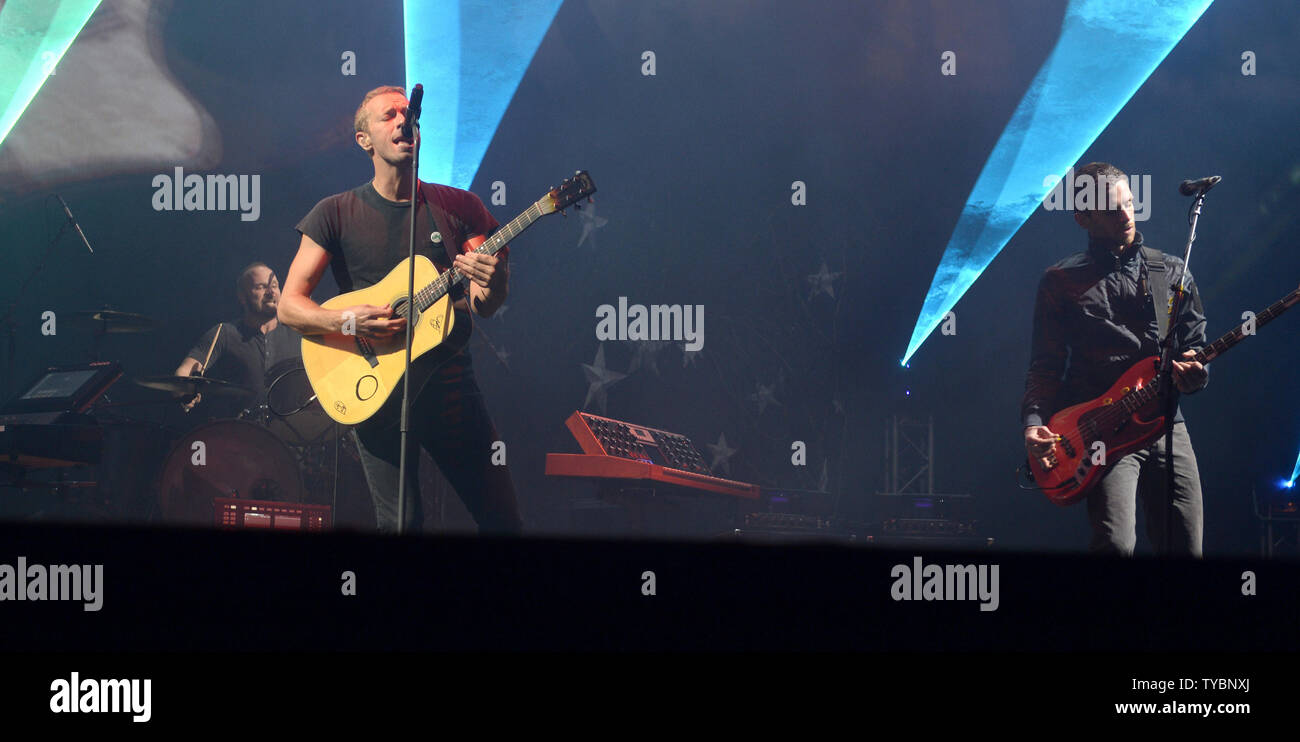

{"left": 401, "top": 84, "right": 423, "bottom": 139}
{"left": 1178, "top": 175, "right": 1221, "bottom": 196}
{"left": 55, "top": 195, "right": 94, "bottom": 254}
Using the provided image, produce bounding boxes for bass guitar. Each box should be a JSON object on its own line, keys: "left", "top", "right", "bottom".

{"left": 1029, "top": 281, "right": 1300, "bottom": 505}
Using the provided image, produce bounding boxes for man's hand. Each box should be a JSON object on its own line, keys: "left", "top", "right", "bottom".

{"left": 343, "top": 304, "right": 406, "bottom": 338}
{"left": 1171, "top": 349, "right": 1207, "bottom": 393}
{"left": 454, "top": 252, "right": 504, "bottom": 290}
{"left": 1025, "top": 425, "right": 1057, "bottom": 468}
{"left": 180, "top": 362, "right": 203, "bottom": 413}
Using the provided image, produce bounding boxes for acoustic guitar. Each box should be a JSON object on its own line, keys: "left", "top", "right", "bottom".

{"left": 301, "top": 171, "right": 596, "bottom": 425}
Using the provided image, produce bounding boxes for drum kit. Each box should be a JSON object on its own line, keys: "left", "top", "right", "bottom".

{"left": 3, "top": 307, "right": 371, "bottom": 528}
{"left": 137, "top": 358, "right": 369, "bottom": 528}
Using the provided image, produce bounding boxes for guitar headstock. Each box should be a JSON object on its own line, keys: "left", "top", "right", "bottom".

{"left": 538, "top": 170, "right": 596, "bottom": 215}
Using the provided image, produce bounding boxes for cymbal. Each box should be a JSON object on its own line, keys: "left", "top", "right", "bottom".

{"left": 67, "top": 309, "right": 156, "bottom": 333}
{"left": 134, "top": 375, "right": 253, "bottom": 398}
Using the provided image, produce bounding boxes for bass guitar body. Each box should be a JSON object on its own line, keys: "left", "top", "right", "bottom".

{"left": 1030, "top": 357, "right": 1167, "bottom": 506}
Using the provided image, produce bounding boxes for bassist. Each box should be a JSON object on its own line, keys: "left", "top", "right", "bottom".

{"left": 1022, "top": 162, "right": 1208, "bottom": 556}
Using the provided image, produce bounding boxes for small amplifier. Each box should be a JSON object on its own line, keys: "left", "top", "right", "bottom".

{"left": 726, "top": 513, "right": 863, "bottom": 543}
{"left": 874, "top": 493, "right": 975, "bottom": 522}
{"left": 882, "top": 517, "right": 977, "bottom": 536}
{"left": 213, "top": 498, "right": 331, "bottom": 531}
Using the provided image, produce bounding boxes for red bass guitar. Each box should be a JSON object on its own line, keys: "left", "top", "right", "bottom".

{"left": 1029, "top": 282, "right": 1300, "bottom": 505}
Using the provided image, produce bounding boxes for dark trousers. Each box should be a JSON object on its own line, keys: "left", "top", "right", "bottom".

{"left": 351, "top": 354, "right": 521, "bottom": 534}
{"left": 1085, "top": 421, "right": 1203, "bottom": 556}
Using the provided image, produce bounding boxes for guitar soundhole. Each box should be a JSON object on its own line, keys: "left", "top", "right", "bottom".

{"left": 356, "top": 375, "right": 379, "bottom": 401}
{"left": 391, "top": 296, "right": 419, "bottom": 327}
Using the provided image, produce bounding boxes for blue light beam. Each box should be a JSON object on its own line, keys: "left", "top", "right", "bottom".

{"left": 1287, "top": 448, "right": 1300, "bottom": 489}
{"left": 901, "top": 0, "right": 1214, "bottom": 366}
{"left": 404, "top": 0, "right": 564, "bottom": 190}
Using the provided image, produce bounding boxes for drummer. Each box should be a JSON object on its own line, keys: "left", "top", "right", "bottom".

{"left": 174, "top": 262, "right": 301, "bottom": 416}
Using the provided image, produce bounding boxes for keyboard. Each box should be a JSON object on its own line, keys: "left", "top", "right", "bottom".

{"left": 545, "top": 412, "right": 761, "bottom": 499}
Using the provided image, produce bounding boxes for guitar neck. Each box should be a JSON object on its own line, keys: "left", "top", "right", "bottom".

{"left": 416, "top": 200, "right": 546, "bottom": 311}
{"left": 1195, "top": 287, "right": 1300, "bottom": 364}
{"left": 1109, "top": 286, "right": 1300, "bottom": 414}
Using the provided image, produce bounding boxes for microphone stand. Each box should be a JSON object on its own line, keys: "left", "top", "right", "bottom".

{"left": 1157, "top": 188, "right": 1207, "bottom": 554}
{"left": 2, "top": 196, "right": 81, "bottom": 399}
{"left": 396, "top": 106, "right": 421, "bottom": 535}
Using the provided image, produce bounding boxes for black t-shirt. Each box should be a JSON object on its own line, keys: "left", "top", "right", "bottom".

{"left": 186, "top": 320, "right": 302, "bottom": 394}
{"left": 295, "top": 181, "right": 501, "bottom": 415}
{"left": 295, "top": 181, "right": 501, "bottom": 293}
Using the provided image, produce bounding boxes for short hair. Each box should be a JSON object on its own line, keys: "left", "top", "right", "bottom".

{"left": 236, "top": 261, "right": 271, "bottom": 293}
{"left": 354, "top": 85, "right": 407, "bottom": 134}
{"left": 1074, "top": 162, "right": 1128, "bottom": 211}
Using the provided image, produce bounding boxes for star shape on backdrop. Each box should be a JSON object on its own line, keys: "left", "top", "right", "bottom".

{"left": 806, "top": 261, "right": 843, "bottom": 300}
{"left": 679, "top": 343, "right": 701, "bottom": 367}
{"left": 474, "top": 327, "right": 510, "bottom": 370}
{"left": 750, "top": 381, "right": 781, "bottom": 415}
{"left": 581, "top": 344, "right": 627, "bottom": 414}
{"left": 833, "top": 397, "right": 845, "bottom": 415}
{"left": 576, "top": 202, "right": 609, "bottom": 248}
{"left": 626, "top": 340, "right": 671, "bottom": 375}
{"left": 707, "top": 433, "right": 738, "bottom": 476}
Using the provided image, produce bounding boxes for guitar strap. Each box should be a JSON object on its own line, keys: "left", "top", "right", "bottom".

{"left": 420, "top": 183, "right": 468, "bottom": 300}
{"left": 419, "top": 184, "right": 463, "bottom": 268}
{"left": 1141, "top": 246, "right": 1171, "bottom": 341}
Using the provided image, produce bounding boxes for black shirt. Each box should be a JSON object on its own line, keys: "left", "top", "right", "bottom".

{"left": 294, "top": 181, "right": 502, "bottom": 413}
{"left": 295, "top": 181, "right": 501, "bottom": 293}
{"left": 1021, "top": 232, "right": 1208, "bottom": 428}
{"left": 186, "top": 320, "right": 302, "bottom": 394}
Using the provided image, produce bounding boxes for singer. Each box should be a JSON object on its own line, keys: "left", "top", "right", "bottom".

{"left": 1021, "top": 162, "right": 1209, "bottom": 555}
{"left": 277, "top": 85, "right": 522, "bottom": 534}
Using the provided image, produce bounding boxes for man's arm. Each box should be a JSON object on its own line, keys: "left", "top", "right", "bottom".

{"left": 278, "top": 234, "right": 406, "bottom": 337}
{"left": 174, "top": 324, "right": 220, "bottom": 410}
{"left": 1022, "top": 270, "right": 1066, "bottom": 428}
{"left": 176, "top": 323, "right": 222, "bottom": 375}
{"left": 455, "top": 234, "right": 508, "bottom": 318}
{"left": 175, "top": 357, "right": 202, "bottom": 376}
{"left": 171, "top": 357, "right": 205, "bottom": 411}
{"left": 1023, "top": 270, "right": 1068, "bottom": 463}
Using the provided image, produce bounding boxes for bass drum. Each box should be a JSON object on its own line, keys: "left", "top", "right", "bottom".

{"left": 156, "top": 419, "right": 304, "bottom": 525}
{"left": 265, "top": 358, "right": 338, "bottom": 447}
